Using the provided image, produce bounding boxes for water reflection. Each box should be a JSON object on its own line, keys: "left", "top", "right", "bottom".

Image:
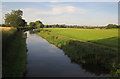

{"left": 26, "top": 31, "right": 110, "bottom": 77}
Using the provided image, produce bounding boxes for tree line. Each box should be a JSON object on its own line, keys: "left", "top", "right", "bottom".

{"left": 43, "top": 24, "right": 119, "bottom": 29}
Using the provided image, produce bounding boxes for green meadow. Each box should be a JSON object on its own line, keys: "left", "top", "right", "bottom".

{"left": 43, "top": 28, "right": 118, "bottom": 48}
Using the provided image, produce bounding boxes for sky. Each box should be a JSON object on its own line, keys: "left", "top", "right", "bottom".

{"left": 1, "top": 0, "right": 120, "bottom": 2}
{"left": 1, "top": 2, "right": 118, "bottom": 26}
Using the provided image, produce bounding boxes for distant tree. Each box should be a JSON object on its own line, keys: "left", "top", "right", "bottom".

{"left": 44, "top": 25, "right": 49, "bottom": 28}
{"left": 29, "top": 20, "right": 44, "bottom": 29}
{"left": 117, "top": 25, "right": 120, "bottom": 28}
{"left": 4, "top": 10, "right": 27, "bottom": 27}
{"left": 29, "top": 22, "right": 36, "bottom": 29}
{"left": 56, "top": 24, "right": 59, "bottom": 28}
{"left": 106, "top": 24, "right": 118, "bottom": 28}
{"left": 35, "top": 20, "right": 44, "bottom": 28}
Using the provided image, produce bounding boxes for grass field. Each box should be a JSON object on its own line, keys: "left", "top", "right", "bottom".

{"left": 43, "top": 28, "right": 118, "bottom": 47}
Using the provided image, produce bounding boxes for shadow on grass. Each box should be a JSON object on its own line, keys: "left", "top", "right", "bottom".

{"left": 90, "top": 37, "right": 118, "bottom": 48}
{"left": 60, "top": 39, "right": 119, "bottom": 76}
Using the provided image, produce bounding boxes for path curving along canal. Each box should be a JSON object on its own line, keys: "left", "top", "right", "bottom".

{"left": 25, "top": 31, "right": 109, "bottom": 77}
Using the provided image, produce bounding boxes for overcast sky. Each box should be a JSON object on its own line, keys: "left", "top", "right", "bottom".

{"left": 1, "top": 1, "right": 118, "bottom": 26}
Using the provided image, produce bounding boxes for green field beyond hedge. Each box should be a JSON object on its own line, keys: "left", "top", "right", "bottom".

{"left": 44, "top": 28, "right": 118, "bottom": 47}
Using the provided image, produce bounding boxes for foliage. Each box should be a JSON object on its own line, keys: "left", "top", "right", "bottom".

{"left": 44, "top": 24, "right": 119, "bottom": 29}
{"left": 35, "top": 20, "right": 44, "bottom": 28}
{"left": 105, "top": 24, "right": 119, "bottom": 29}
{"left": 29, "top": 20, "right": 44, "bottom": 29}
{"left": 0, "top": 24, "right": 11, "bottom": 27}
{"left": 29, "top": 22, "right": 36, "bottom": 28}
{"left": 4, "top": 10, "right": 27, "bottom": 27}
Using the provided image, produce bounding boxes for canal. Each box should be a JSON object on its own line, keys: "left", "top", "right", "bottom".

{"left": 25, "top": 31, "right": 109, "bottom": 77}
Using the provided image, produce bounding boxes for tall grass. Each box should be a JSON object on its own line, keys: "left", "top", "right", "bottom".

{"left": 2, "top": 28, "right": 27, "bottom": 77}
{"left": 2, "top": 28, "right": 17, "bottom": 49}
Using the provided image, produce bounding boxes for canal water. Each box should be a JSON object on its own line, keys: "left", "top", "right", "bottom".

{"left": 25, "top": 31, "right": 109, "bottom": 77}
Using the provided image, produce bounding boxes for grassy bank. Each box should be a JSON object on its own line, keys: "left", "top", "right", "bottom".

{"left": 38, "top": 28, "right": 119, "bottom": 77}
{"left": 2, "top": 28, "right": 27, "bottom": 77}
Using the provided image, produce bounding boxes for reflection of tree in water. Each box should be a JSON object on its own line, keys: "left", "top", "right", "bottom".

{"left": 61, "top": 40, "right": 118, "bottom": 76}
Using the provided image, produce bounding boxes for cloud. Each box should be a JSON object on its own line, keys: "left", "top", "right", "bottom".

{"left": 52, "top": 6, "right": 87, "bottom": 14}
{"left": 21, "top": 4, "right": 117, "bottom": 26}
{"left": 21, "top": 5, "right": 87, "bottom": 24}
{"left": 22, "top": 5, "right": 87, "bottom": 15}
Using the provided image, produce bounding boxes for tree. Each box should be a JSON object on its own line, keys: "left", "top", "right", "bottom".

{"left": 29, "top": 20, "right": 44, "bottom": 29}
{"left": 29, "top": 22, "right": 36, "bottom": 29}
{"left": 18, "top": 19, "right": 27, "bottom": 27}
{"left": 106, "top": 24, "right": 118, "bottom": 29}
{"left": 4, "top": 10, "right": 27, "bottom": 27}
{"left": 35, "top": 20, "right": 44, "bottom": 28}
